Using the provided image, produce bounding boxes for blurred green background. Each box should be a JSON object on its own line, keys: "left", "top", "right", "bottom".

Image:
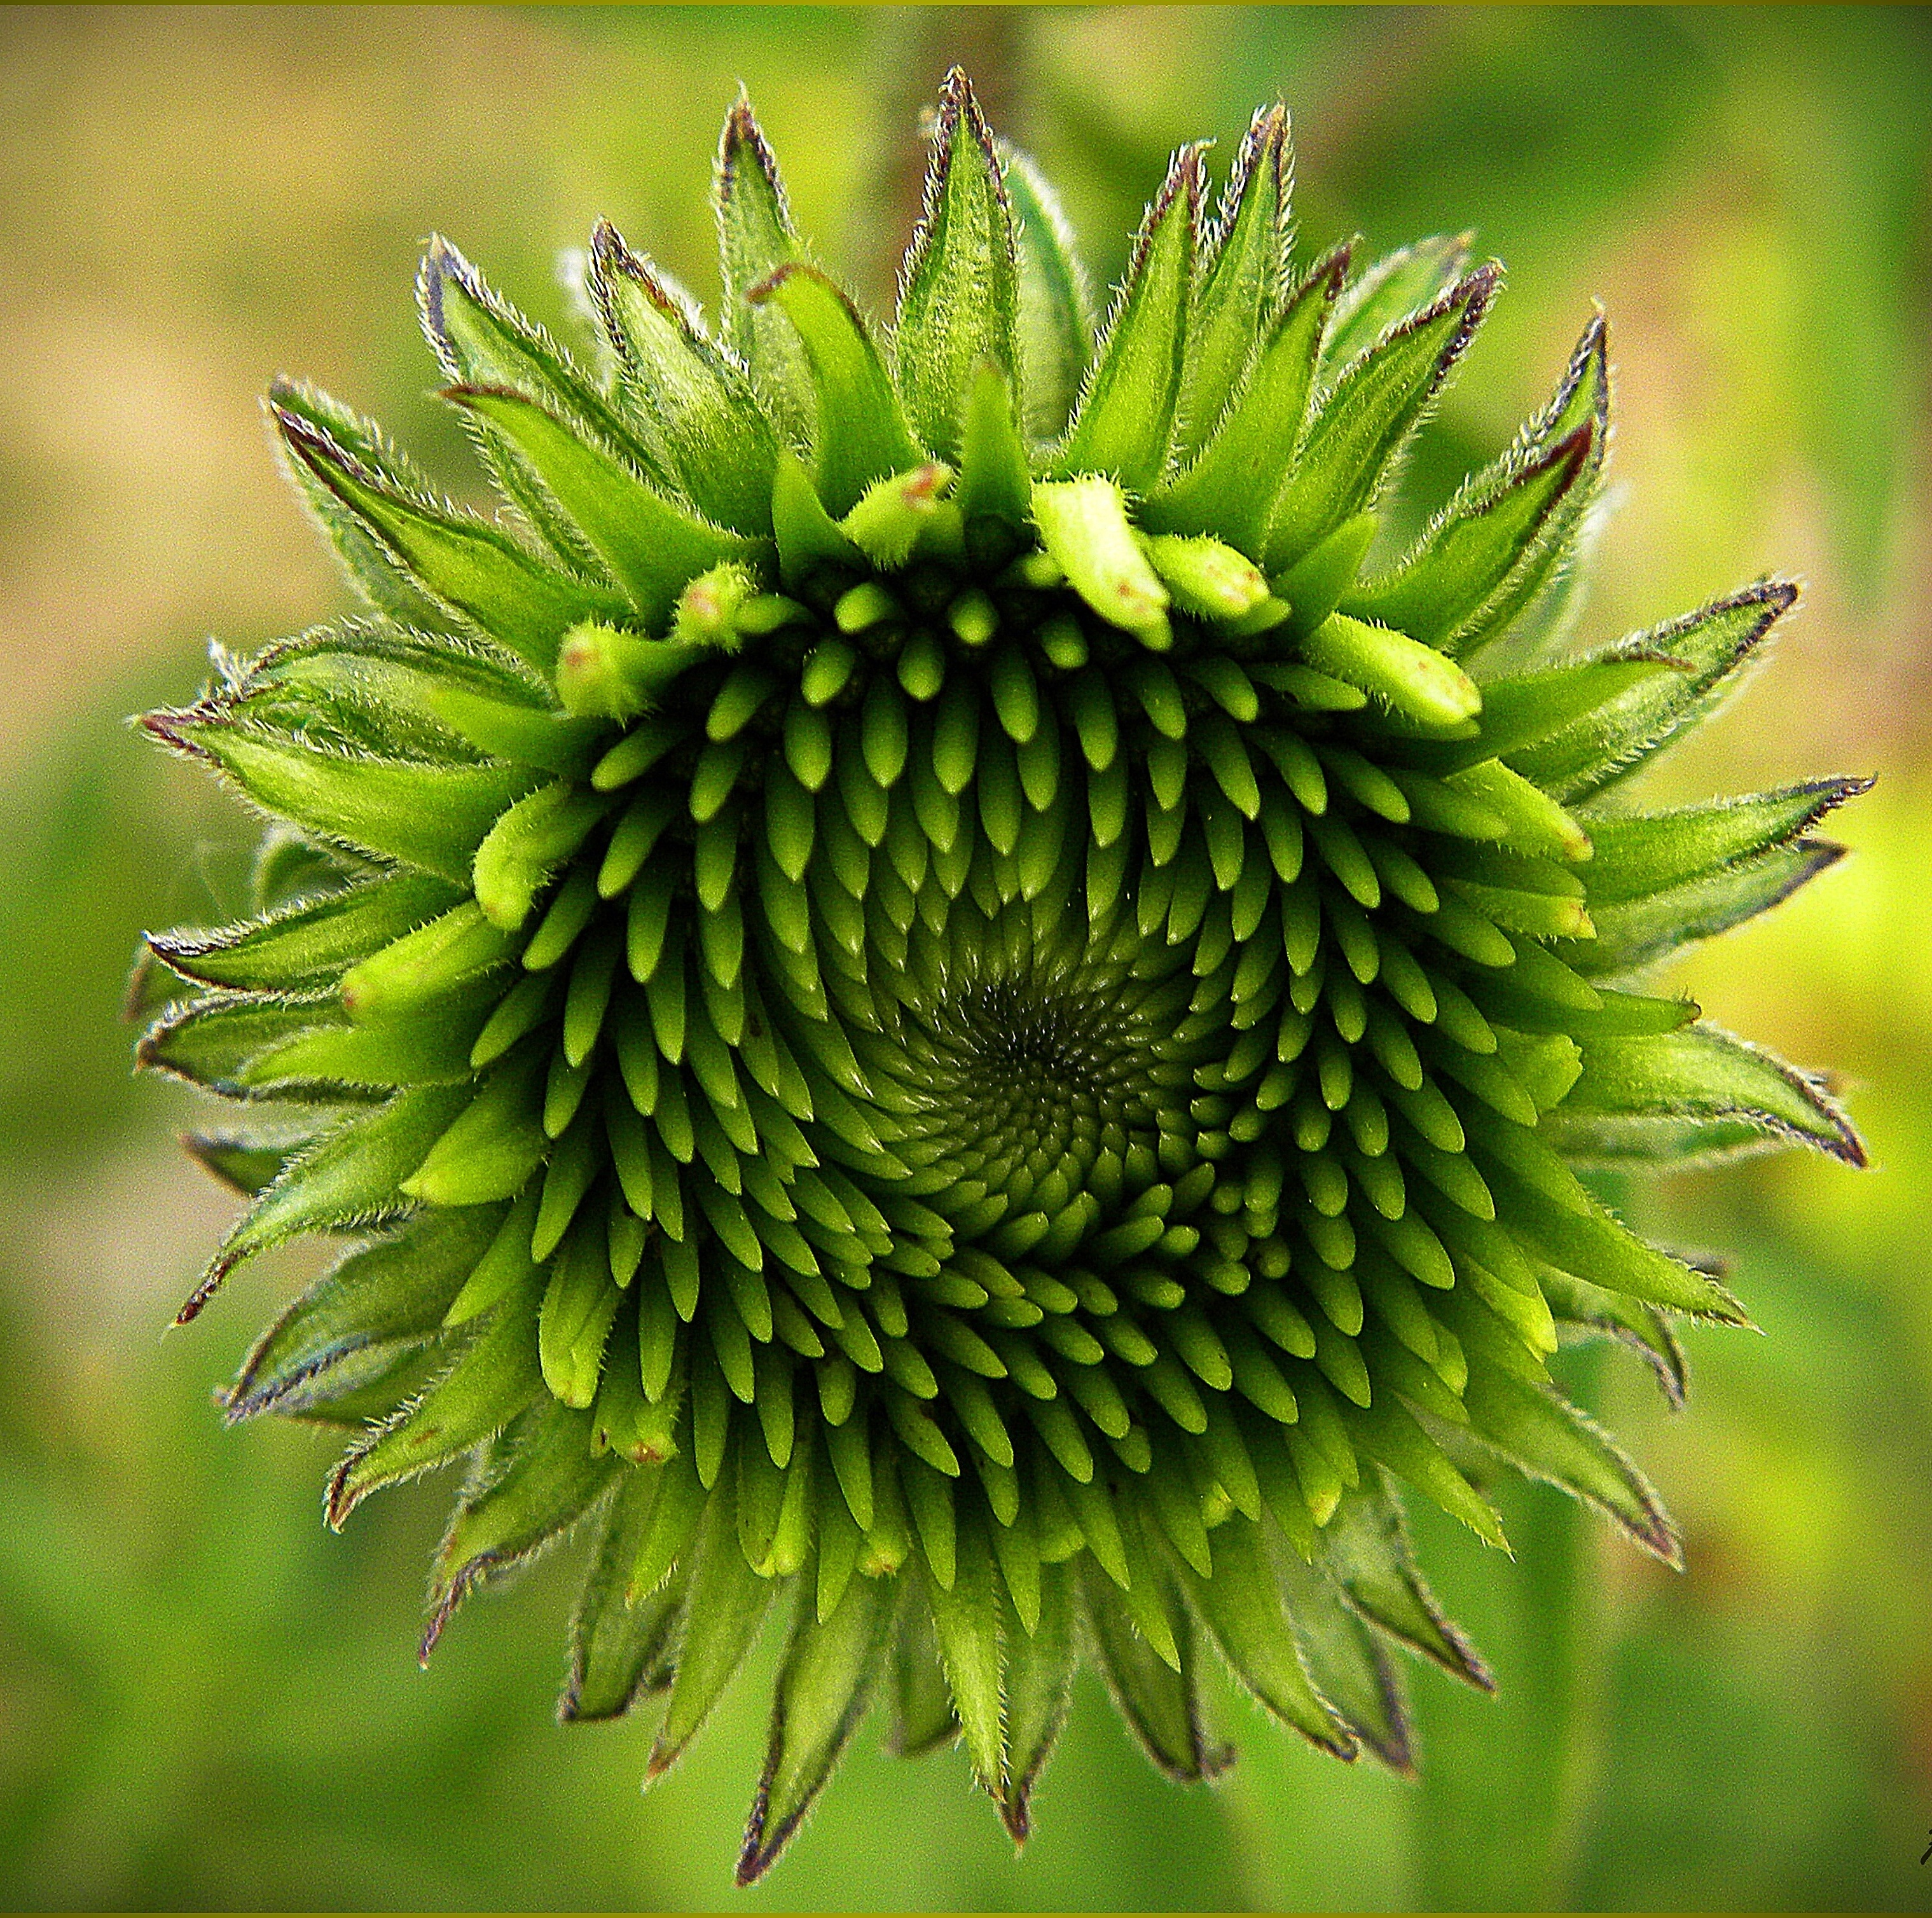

{"left": 1, "top": 4, "right": 1928, "bottom": 1908}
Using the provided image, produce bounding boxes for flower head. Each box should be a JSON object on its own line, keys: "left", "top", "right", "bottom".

{"left": 137, "top": 72, "right": 1865, "bottom": 1880}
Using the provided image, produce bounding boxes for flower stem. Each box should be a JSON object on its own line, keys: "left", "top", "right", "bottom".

{"left": 1411, "top": 1337, "right": 1609, "bottom": 1909}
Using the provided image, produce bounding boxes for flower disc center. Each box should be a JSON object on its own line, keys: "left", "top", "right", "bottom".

{"left": 874, "top": 927, "right": 1203, "bottom": 1210}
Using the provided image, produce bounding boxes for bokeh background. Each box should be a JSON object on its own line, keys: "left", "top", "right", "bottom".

{"left": 1, "top": 4, "right": 1928, "bottom": 1908}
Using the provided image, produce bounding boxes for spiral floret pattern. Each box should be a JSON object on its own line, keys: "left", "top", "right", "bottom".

{"left": 138, "top": 74, "right": 1865, "bottom": 1877}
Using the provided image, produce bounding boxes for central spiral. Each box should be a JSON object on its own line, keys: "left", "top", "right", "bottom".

{"left": 888, "top": 941, "right": 1191, "bottom": 1204}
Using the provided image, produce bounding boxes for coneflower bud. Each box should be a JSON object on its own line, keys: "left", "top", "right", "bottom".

{"left": 136, "top": 70, "right": 1866, "bottom": 1882}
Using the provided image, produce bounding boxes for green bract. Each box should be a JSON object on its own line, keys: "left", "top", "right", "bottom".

{"left": 137, "top": 73, "right": 1865, "bottom": 1880}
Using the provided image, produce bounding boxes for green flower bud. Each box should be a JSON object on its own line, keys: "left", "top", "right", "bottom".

{"left": 137, "top": 69, "right": 1866, "bottom": 1883}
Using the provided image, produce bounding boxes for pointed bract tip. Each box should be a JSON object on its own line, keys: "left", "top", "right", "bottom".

{"left": 1791, "top": 833, "right": 1850, "bottom": 893}
{"left": 219, "top": 1382, "right": 266, "bottom": 1426}
{"left": 724, "top": 83, "right": 757, "bottom": 142}
{"left": 1694, "top": 1276, "right": 1760, "bottom": 1332}
{"left": 269, "top": 399, "right": 315, "bottom": 449}
{"left": 719, "top": 88, "right": 789, "bottom": 217}
{"left": 1250, "top": 98, "right": 1288, "bottom": 142}
{"left": 1165, "top": 139, "right": 1210, "bottom": 219}
{"left": 735, "top": 1788, "right": 780, "bottom": 1887}
{"left": 1377, "top": 1737, "right": 1418, "bottom": 1778}
{"left": 180, "top": 1131, "right": 259, "bottom": 1196}
{"left": 271, "top": 399, "right": 359, "bottom": 484}
{"left": 588, "top": 215, "right": 630, "bottom": 273}
{"left": 1713, "top": 574, "right": 1798, "bottom": 630}
{"left": 1409, "top": 257, "right": 1501, "bottom": 342}
{"left": 417, "top": 234, "right": 463, "bottom": 340}
{"left": 173, "top": 1252, "right": 233, "bottom": 1325}
{"left": 1539, "top": 306, "right": 1611, "bottom": 434}
{"left": 1826, "top": 1104, "right": 1870, "bottom": 1171}
{"left": 1308, "top": 238, "right": 1353, "bottom": 295}
{"left": 933, "top": 64, "right": 1002, "bottom": 162}
{"left": 1396, "top": 258, "right": 1502, "bottom": 382}
{"left": 324, "top": 1453, "right": 366, "bottom": 1531}
{"left": 938, "top": 64, "right": 974, "bottom": 113}
{"left": 137, "top": 708, "right": 208, "bottom": 759}
{"left": 418, "top": 1579, "right": 466, "bottom": 1666}
{"left": 1447, "top": 1627, "right": 1498, "bottom": 1694}
{"left": 591, "top": 221, "right": 687, "bottom": 323}
{"left": 1119, "top": 140, "right": 1208, "bottom": 286}
{"left": 1209, "top": 102, "right": 1290, "bottom": 249}
{"left": 439, "top": 381, "right": 535, "bottom": 415}
{"left": 121, "top": 946, "right": 161, "bottom": 1025}
{"left": 1456, "top": 258, "right": 1503, "bottom": 319}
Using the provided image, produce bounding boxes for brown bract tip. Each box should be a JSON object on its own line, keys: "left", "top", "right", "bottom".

{"left": 1161, "top": 139, "right": 1208, "bottom": 226}
{"left": 138, "top": 709, "right": 209, "bottom": 759}
{"left": 734, "top": 1779, "right": 775, "bottom": 1886}
{"left": 1450, "top": 258, "right": 1501, "bottom": 329}
{"left": 588, "top": 215, "right": 632, "bottom": 275}
{"left": 1442, "top": 1618, "right": 1497, "bottom": 1694}
{"left": 1727, "top": 576, "right": 1798, "bottom": 624}
{"left": 172, "top": 1250, "right": 233, "bottom": 1325}
{"left": 418, "top": 1585, "right": 462, "bottom": 1666}
{"left": 1372, "top": 258, "right": 1501, "bottom": 395}
{"left": 1565, "top": 305, "right": 1611, "bottom": 425}
{"left": 938, "top": 62, "right": 974, "bottom": 118}
{"left": 1306, "top": 238, "right": 1353, "bottom": 300}
{"left": 415, "top": 234, "right": 461, "bottom": 352}
{"left": 324, "top": 1452, "right": 365, "bottom": 1531}
{"left": 1819, "top": 1085, "right": 1870, "bottom": 1170}
{"left": 272, "top": 400, "right": 355, "bottom": 479}
{"left": 121, "top": 947, "right": 162, "bottom": 1025}
{"left": 439, "top": 382, "right": 535, "bottom": 413}
{"left": 1220, "top": 100, "right": 1288, "bottom": 228}
{"left": 932, "top": 64, "right": 1000, "bottom": 177}
{"left": 418, "top": 1558, "right": 491, "bottom": 1666}
{"left": 589, "top": 218, "right": 684, "bottom": 326}
{"left": 1646, "top": 1515, "right": 1688, "bottom": 1574}
{"left": 719, "top": 89, "right": 790, "bottom": 219}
